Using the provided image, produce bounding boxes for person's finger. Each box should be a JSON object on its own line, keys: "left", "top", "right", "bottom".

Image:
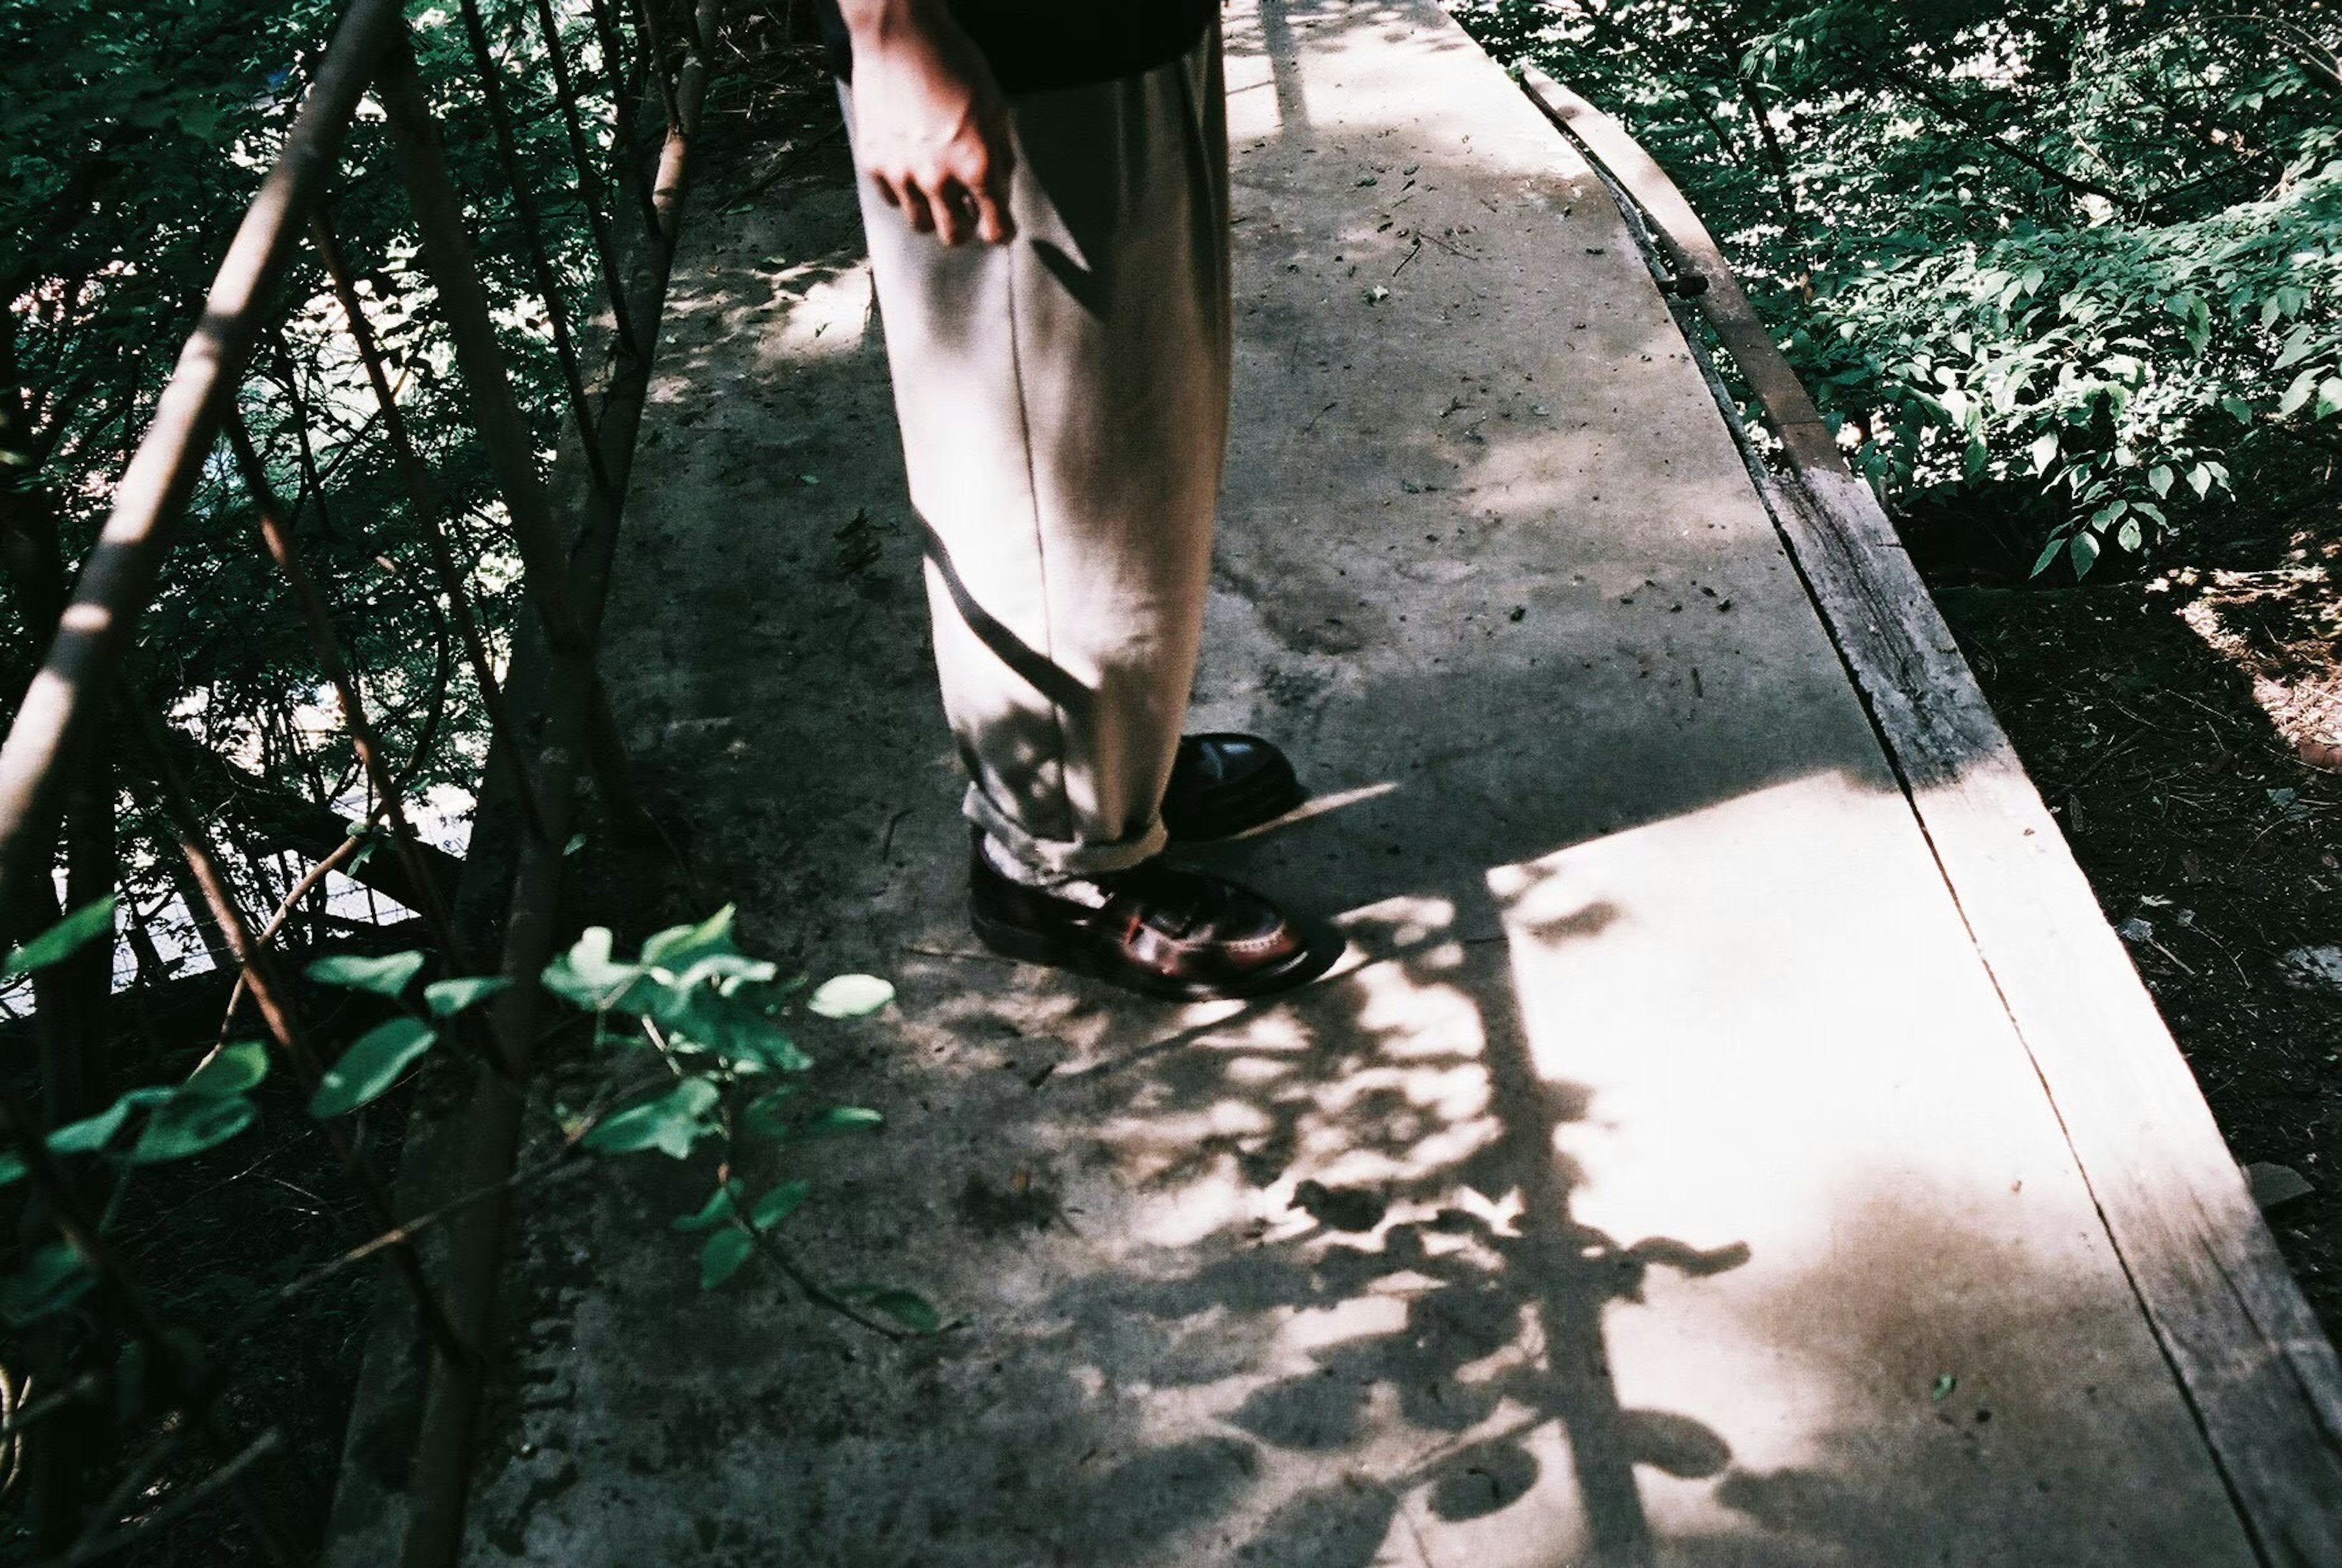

{"left": 867, "top": 169, "right": 903, "bottom": 209}
{"left": 929, "top": 177, "right": 970, "bottom": 246}
{"left": 897, "top": 180, "right": 937, "bottom": 234}
{"left": 970, "top": 145, "right": 1017, "bottom": 244}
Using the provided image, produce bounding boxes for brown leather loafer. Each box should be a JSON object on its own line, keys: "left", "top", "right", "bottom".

{"left": 1161, "top": 733, "right": 1305, "bottom": 843}
{"left": 969, "top": 843, "right": 1335, "bottom": 1001}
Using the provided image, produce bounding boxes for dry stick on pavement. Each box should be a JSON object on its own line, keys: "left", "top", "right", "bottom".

{"left": 120, "top": 703, "right": 473, "bottom": 1367}
{"left": 453, "top": 0, "right": 615, "bottom": 502}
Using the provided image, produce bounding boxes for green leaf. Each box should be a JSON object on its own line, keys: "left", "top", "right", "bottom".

{"left": 748, "top": 1179, "right": 814, "bottom": 1231}
{"left": 423, "top": 976, "right": 511, "bottom": 1018}
{"left": 2187, "top": 464, "right": 2215, "bottom": 500}
{"left": 720, "top": 1012, "right": 809, "bottom": 1072}
{"left": 699, "top": 1228, "right": 753, "bottom": 1290}
{"left": 642, "top": 906, "right": 738, "bottom": 970}
{"left": 2220, "top": 395, "right": 2254, "bottom": 425}
{"left": 129, "top": 1094, "right": 257, "bottom": 1165}
{"left": 0, "top": 1242, "right": 95, "bottom": 1327}
{"left": 2029, "top": 431, "right": 2060, "bottom": 473}
{"left": 184, "top": 1040, "right": 269, "bottom": 1097}
{"left": 2318, "top": 378, "right": 2342, "bottom": 420}
{"left": 308, "top": 1018, "right": 439, "bottom": 1117}
{"left": 671, "top": 1186, "right": 738, "bottom": 1232}
{"left": 2147, "top": 465, "right": 2174, "bottom": 499}
{"left": 2090, "top": 499, "right": 2128, "bottom": 527}
{"left": 742, "top": 1084, "right": 798, "bottom": 1140}
{"left": 2117, "top": 518, "right": 2143, "bottom": 551}
{"left": 2274, "top": 324, "right": 2319, "bottom": 369}
{"left": 46, "top": 1100, "right": 135, "bottom": 1159}
{"left": 803, "top": 1106, "right": 884, "bottom": 1138}
{"left": 306, "top": 951, "right": 426, "bottom": 998}
{"left": 2068, "top": 531, "right": 2102, "bottom": 579}
{"left": 540, "top": 928, "right": 646, "bottom": 1012}
{"left": 2030, "top": 535, "right": 2065, "bottom": 578}
{"left": 5, "top": 897, "right": 116, "bottom": 977}
{"left": 581, "top": 1078, "right": 720, "bottom": 1158}
{"left": 2280, "top": 367, "right": 2321, "bottom": 418}
{"left": 808, "top": 974, "right": 894, "bottom": 1018}
{"left": 859, "top": 1287, "right": 941, "bottom": 1334}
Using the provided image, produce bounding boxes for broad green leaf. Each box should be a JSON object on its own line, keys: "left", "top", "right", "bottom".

{"left": 2117, "top": 518, "right": 2143, "bottom": 551}
{"left": 642, "top": 905, "right": 738, "bottom": 970}
{"left": 0, "top": 1242, "right": 95, "bottom": 1327}
{"left": 184, "top": 1040, "right": 269, "bottom": 1097}
{"left": 5, "top": 897, "right": 116, "bottom": 977}
{"left": 721, "top": 1012, "right": 809, "bottom": 1072}
{"left": 2316, "top": 378, "right": 2342, "bottom": 420}
{"left": 2029, "top": 431, "right": 2059, "bottom": 473}
{"left": 424, "top": 976, "right": 511, "bottom": 1018}
{"left": 749, "top": 1179, "right": 813, "bottom": 1230}
{"left": 2029, "top": 535, "right": 2065, "bottom": 578}
{"left": 2068, "top": 531, "right": 2101, "bottom": 579}
{"left": 671, "top": 1186, "right": 738, "bottom": 1232}
{"left": 742, "top": 1084, "right": 799, "bottom": 1140}
{"left": 582, "top": 1078, "right": 720, "bottom": 1158}
{"left": 540, "top": 928, "right": 646, "bottom": 1011}
{"left": 2280, "top": 367, "right": 2320, "bottom": 418}
{"left": 2147, "top": 465, "right": 2174, "bottom": 499}
{"left": 2220, "top": 396, "right": 2254, "bottom": 425}
{"left": 307, "top": 951, "right": 426, "bottom": 998}
{"left": 2090, "top": 499, "right": 2127, "bottom": 526}
{"left": 46, "top": 1100, "right": 135, "bottom": 1158}
{"left": 803, "top": 1106, "right": 884, "bottom": 1138}
{"left": 129, "top": 1094, "right": 257, "bottom": 1164}
{"left": 2274, "top": 324, "right": 2318, "bottom": 369}
{"left": 859, "top": 1287, "right": 941, "bottom": 1334}
{"left": 808, "top": 974, "right": 894, "bottom": 1018}
{"left": 2187, "top": 464, "right": 2215, "bottom": 500}
{"left": 699, "top": 1228, "right": 753, "bottom": 1290}
{"left": 308, "top": 1018, "right": 439, "bottom": 1117}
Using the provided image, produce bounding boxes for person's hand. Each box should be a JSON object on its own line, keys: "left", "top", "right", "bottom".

{"left": 840, "top": 0, "right": 1016, "bottom": 246}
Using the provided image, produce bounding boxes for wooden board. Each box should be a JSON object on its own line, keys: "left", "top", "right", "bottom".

{"left": 1514, "top": 62, "right": 2342, "bottom": 1567}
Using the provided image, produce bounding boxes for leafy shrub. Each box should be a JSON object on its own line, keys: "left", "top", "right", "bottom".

{"left": 1452, "top": 0, "right": 2342, "bottom": 575}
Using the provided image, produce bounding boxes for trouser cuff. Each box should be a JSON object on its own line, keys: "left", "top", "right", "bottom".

{"left": 966, "top": 786, "right": 1166, "bottom": 882}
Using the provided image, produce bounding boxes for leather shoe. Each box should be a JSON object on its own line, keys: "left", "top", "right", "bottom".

{"left": 970, "top": 840, "right": 1334, "bottom": 1000}
{"left": 1161, "top": 733, "right": 1304, "bottom": 842}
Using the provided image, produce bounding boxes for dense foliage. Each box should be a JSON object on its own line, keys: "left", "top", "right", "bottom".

{"left": 2, "top": 0, "right": 610, "bottom": 975}
{"left": 1451, "top": 0, "right": 2342, "bottom": 577}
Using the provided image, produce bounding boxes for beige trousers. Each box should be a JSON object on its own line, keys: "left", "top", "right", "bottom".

{"left": 847, "top": 26, "right": 1231, "bottom": 879}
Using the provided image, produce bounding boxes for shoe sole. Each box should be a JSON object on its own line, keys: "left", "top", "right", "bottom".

{"left": 970, "top": 908, "right": 1342, "bottom": 1002}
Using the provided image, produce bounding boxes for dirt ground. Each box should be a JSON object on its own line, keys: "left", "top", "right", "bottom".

{"left": 1933, "top": 528, "right": 2342, "bottom": 1345}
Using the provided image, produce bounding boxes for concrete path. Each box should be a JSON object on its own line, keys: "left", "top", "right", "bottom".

{"left": 462, "top": 3, "right": 2264, "bottom": 1562}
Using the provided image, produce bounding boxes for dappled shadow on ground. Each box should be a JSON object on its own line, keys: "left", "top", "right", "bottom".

{"left": 478, "top": 1, "right": 2265, "bottom": 1564}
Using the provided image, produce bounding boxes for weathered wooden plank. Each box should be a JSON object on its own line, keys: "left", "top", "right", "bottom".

{"left": 1517, "top": 60, "right": 2342, "bottom": 1567}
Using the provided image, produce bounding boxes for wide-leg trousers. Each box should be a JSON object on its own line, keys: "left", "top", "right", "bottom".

{"left": 845, "top": 25, "right": 1231, "bottom": 880}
